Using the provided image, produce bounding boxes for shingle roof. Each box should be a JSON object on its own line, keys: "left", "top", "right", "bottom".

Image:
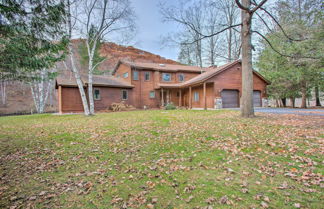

{"left": 56, "top": 73, "right": 133, "bottom": 88}
{"left": 180, "top": 60, "right": 241, "bottom": 87}
{"left": 113, "top": 60, "right": 206, "bottom": 74}
{"left": 156, "top": 60, "right": 270, "bottom": 88}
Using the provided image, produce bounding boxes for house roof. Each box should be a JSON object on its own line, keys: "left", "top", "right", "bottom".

{"left": 112, "top": 60, "right": 206, "bottom": 74}
{"left": 156, "top": 60, "right": 270, "bottom": 88}
{"left": 56, "top": 73, "right": 134, "bottom": 88}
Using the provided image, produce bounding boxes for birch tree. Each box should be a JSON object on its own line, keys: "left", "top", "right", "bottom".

{"left": 65, "top": 0, "right": 135, "bottom": 115}
{"left": 65, "top": 0, "right": 91, "bottom": 115}
{"left": 81, "top": 0, "right": 135, "bottom": 115}
{"left": 29, "top": 69, "right": 55, "bottom": 113}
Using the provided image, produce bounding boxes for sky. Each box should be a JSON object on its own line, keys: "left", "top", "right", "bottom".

{"left": 130, "top": 0, "right": 179, "bottom": 61}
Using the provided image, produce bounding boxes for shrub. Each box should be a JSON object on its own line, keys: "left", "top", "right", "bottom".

{"left": 164, "top": 103, "right": 176, "bottom": 110}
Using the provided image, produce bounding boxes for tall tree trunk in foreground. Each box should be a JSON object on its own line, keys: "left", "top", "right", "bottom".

{"left": 240, "top": 0, "right": 254, "bottom": 117}
{"left": 300, "top": 83, "right": 307, "bottom": 108}
{"left": 290, "top": 97, "right": 295, "bottom": 108}
{"left": 315, "top": 86, "right": 321, "bottom": 106}
{"left": 0, "top": 81, "right": 6, "bottom": 106}
{"left": 68, "top": 46, "right": 90, "bottom": 115}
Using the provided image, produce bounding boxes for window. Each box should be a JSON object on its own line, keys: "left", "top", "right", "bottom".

{"left": 122, "top": 90, "right": 128, "bottom": 100}
{"left": 144, "top": 72, "right": 150, "bottom": 81}
{"left": 133, "top": 70, "right": 139, "bottom": 80}
{"left": 123, "top": 72, "right": 128, "bottom": 78}
{"left": 162, "top": 73, "right": 171, "bottom": 82}
{"left": 149, "top": 91, "right": 155, "bottom": 98}
{"left": 194, "top": 92, "right": 199, "bottom": 102}
{"left": 94, "top": 89, "right": 100, "bottom": 100}
{"left": 178, "top": 74, "right": 185, "bottom": 82}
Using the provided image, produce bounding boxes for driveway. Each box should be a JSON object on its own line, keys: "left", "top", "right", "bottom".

{"left": 252, "top": 107, "right": 324, "bottom": 116}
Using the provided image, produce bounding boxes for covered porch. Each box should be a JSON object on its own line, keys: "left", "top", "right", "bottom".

{"left": 158, "top": 82, "right": 215, "bottom": 109}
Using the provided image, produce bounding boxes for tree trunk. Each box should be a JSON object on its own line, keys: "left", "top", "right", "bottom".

{"left": 281, "top": 98, "right": 286, "bottom": 107}
{"left": 88, "top": 73, "right": 94, "bottom": 114}
{"left": 301, "top": 84, "right": 307, "bottom": 108}
{"left": 69, "top": 46, "right": 90, "bottom": 115}
{"left": 315, "top": 86, "right": 321, "bottom": 106}
{"left": 290, "top": 97, "right": 295, "bottom": 108}
{"left": 0, "top": 81, "right": 6, "bottom": 106}
{"left": 240, "top": 0, "right": 254, "bottom": 117}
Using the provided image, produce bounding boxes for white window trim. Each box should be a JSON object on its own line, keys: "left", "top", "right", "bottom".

{"left": 123, "top": 72, "right": 129, "bottom": 78}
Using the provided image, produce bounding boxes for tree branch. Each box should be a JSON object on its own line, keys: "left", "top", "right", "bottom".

{"left": 252, "top": 30, "right": 321, "bottom": 60}
{"left": 251, "top": 0, "right": 268, "bottom": 13}
{"left": 234, "top": 0, "right": 250, "bottom": 12}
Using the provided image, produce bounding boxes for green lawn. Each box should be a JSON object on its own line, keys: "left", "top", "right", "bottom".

{"left": 0, "top": 110, "right": 323, "bottom": 208}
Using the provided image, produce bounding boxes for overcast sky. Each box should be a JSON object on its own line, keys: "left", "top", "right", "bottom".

{"left": 130, "top": 0, "right": 179, "bottom": 61}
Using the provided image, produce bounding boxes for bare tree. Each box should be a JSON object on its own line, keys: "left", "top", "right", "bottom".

{"left": 217, "top": 0, "right": 241, "bottom": 62}
{"left": 81, "top": 0, "right": 135, "bottom": 115}
{"left": 65, "top": 0, "right": 91, "bottom": 115}
{"left": 160, "top": 0, "right": 206, "bottom": 67}
{"left": 64, "top": 0, "right": 136, "bottom": 115}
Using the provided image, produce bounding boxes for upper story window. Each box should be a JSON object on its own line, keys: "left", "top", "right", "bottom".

{"left": 194, "top": 92, "right": 199, "bottom": 102}
{"left": 94, "top": 89, "right": 100, "bottom": 100}
{"left": 178, "top": 74, "right": 185, "bottom": 82}
{"left": 162, "top": 73, "right": 171, "bottom": 82}
{"left": 144, "top": 72, "right": 150, "bottom": 81}
{"left": 123, "top": 72, "right": 128, "bottom": 78}
{"left": 133, "top": 70, "right": 139, "bottom": 80}
{"left": 122, "top": 90, "right": 128, "bottom": 100}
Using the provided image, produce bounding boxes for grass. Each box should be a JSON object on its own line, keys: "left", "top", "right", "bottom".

{"left": 0, "top": 110, "right": 323, "bottom": 208}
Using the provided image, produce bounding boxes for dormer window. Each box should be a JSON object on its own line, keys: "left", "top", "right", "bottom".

{"left": 162, "top": 73, "right": 171, "bottom": 82}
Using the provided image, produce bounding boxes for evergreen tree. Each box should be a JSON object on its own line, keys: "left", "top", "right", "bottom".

{"left": 0, "top": 0, "right": 68, "bottom": 81}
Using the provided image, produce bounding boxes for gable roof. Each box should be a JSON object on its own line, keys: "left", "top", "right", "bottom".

{"left": 56, "top": 73, "right": 133, "bottom": 88}
{"left": 180, "top": 60, "right": 270, "bottom": 87}
{"left": 112, "top": 60, "right": 206, "bottom": 74}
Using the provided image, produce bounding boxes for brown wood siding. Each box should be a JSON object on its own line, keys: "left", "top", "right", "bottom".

{"left": 61, "top": 86, "right": 135, "bottom": 113}
{"left": 93, "top": 87, "right": 134, "bottom": 111}
{"left": 207, "top": 63, "right": 267, "bottom": 99}
{"left": 115, "top": 63, "right": 132, "bottom": 83}
{"left": 190, "top": 83, "right": 214, "bottom": 108}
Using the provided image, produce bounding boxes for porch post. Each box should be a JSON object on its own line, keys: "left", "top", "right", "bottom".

{"left": 58, "top": 86, "right": 63, "bottom": 114}
{"left": 161, "top": 88, "right": 164, "bottom": 106}
{"left": 203, "top": 82, "right": 207, "bottom": 110}
{"left": 189, "top": 86, "right": 192, "bottom": 109}
{"left": 179, "top": 89, "right": 182, "bottom": 107}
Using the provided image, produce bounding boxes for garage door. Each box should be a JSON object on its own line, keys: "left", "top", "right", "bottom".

{"left": 221, "top": 90, "right": 239, "bottom": 108}
{"left": 253, "top": 90, "right": 261, "bottom": 107}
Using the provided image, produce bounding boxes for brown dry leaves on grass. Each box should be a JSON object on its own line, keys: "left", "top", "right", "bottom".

{"left": 0, "top": 110, "right": 323, "bottom": 208}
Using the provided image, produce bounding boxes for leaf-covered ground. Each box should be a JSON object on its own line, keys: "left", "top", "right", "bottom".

{"left": 0, "top": 110, "right": 323, "bottom": 208}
